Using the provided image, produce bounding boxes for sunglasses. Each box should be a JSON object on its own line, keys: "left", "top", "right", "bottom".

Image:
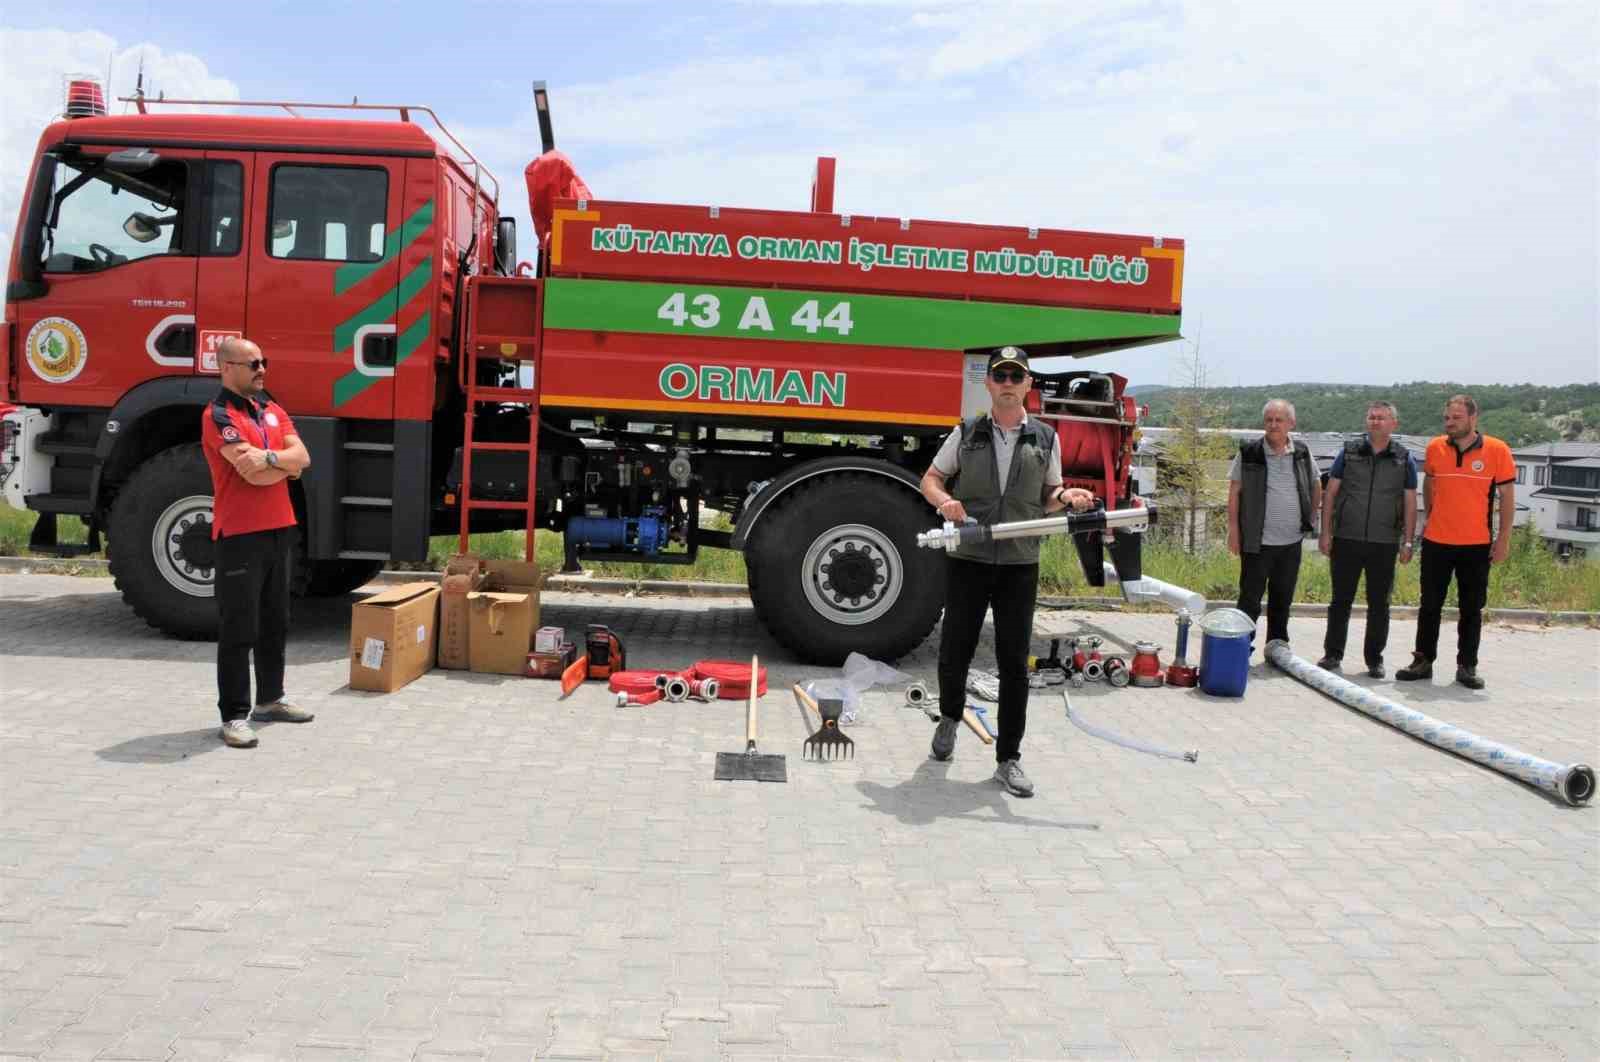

{"left": 990, "top": 368, "right": 1028, "bottom": 384}
{"left": 225, "top": 358, "right": 268, "bottom": 371}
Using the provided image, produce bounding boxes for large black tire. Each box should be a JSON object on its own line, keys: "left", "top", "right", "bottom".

{"left": 302, "top": 559, "right": 384, "bottom": 597}
{"left": 746, "top": 473, "right": 944, "bottom": 665}
{"left": 107, "top": 443, "right": 220, "bottom": 640}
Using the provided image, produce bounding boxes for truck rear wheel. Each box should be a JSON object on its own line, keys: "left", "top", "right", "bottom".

{"left": 107, "top": 443, "right": 219, "bottom": 640}
{"left": 746, "top": 473, "right": 943, "bottom": 665}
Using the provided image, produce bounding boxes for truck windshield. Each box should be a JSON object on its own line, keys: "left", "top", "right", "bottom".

{"left": 41, "top": 157, "right": 188, "bottom": 274}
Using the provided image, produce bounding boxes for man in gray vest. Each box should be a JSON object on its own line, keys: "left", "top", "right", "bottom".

{"left": 919, "top": 347, "right": 1094, "bottom": 797}
{"left": 1317, "top": 401, "right": 1418, "bottom": 677}
{"left": 1227, "top": 399, "right": 1321, "bottom": 650}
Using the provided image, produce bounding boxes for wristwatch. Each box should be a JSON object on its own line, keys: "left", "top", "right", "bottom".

{"left": 265, "top": 450, "right": 279, "bottom": 468}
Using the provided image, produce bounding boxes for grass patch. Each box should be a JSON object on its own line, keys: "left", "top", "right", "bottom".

{"left": 5, "top": 509, "right": 1596, "bottom": 611}
{"left": 0, "top": 507, "right": 91, "bottom": 556}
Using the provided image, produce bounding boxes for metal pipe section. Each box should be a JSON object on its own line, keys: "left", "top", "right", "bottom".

{"left": 1101, "top": 562, "right": 1207, "bottom": 615}
{"left": 916, "top": 504, "right": 1155, "bottom": 553}
{"left": 1265, "top": 640, "right": 1595, "bottom": 807}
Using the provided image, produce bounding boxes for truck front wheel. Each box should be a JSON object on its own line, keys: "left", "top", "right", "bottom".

{"left": 745, "top": 473, "right": 944, "bottom": 665}
{"left": 107, "top": 443, "right": 219, "bottom": 640}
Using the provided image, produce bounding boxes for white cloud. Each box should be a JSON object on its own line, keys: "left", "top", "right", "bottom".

{"left": 463, "top": 0, "right": 1597, "bottom": 385}
{"left": 0, "top": 28, "right": 238, "bottom": 269}
{"left": 1, "top": 7, "right": 1594, "bottom": 387}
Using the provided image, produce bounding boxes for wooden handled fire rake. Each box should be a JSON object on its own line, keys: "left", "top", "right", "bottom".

{"left": 792, "top": 684, "right": 855, "bottom": 761}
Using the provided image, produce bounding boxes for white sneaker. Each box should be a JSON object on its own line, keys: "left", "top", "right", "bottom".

{"left": 220, "top": 719, "right": 258, "bottom": 748}
{"left": 253, "top": 700, "right": 314, "bottom": 723}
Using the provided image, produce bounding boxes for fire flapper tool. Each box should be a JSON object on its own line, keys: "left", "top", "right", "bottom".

{"left": 792, "top": 684, "right": 855, "bottom": 761}
{"left": 714, "top": 654, "right": 787, "bottom": 783}
{"left": 915, "top": 503, "right": 1155, "bottom": 553}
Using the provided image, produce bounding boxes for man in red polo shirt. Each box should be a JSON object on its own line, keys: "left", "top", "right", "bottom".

{"left": 1397, "top": 394, "right": 1515, "bottom": 690}
{"left": 201, "top": 337, "right": 314, "bottom": 748}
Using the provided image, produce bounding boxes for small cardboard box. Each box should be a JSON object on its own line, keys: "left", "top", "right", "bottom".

{"left": 526, "top": 640, "right": 578, "bottom": 679}
{"left": 467, "top": 559, "right": 542, "bottom": 676}
{"left": 535, "top": 625, "right": 565, "bottom": 654}
{"left": 349, "top": 582, "right": 440, "bottom": 693}
{"left": 438, "top": 555, "right": 487, "bottom": 670}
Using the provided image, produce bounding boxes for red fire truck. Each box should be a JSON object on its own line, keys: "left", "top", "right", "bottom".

{"left": 0, "top": 81, "right": 1183, "bottom": 664}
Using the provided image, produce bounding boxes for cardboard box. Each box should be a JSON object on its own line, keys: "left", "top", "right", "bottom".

{"left": 535, "top": 626, "right": 565, "bottom": 654}
{"left": 349, "top": 582, "right": 440, "bottom": 693}
{"left": 438, "top": 555, "right": 487, "bottom": 670}
{"left": 467, "top": 558, "right": 542, "bottom": 676}
{"left": 526, "top": 640, "right": 578, "bottom": 679}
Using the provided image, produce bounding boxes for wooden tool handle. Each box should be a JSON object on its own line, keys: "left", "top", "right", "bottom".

{"left": 962, "top": 707, "right": 995, "bottom": 745}
{"left": 792, "top": 683, "right": 821, "bottom": 718}
{"left": 746, "top": 654, "right": 760, "bottom": 744}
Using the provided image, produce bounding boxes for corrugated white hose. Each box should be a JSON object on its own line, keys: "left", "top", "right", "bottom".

{"left": 1265, "top": 640, "right": 1595, "bottom": 806}
{"left": 1063, "top": 687, "right": 1199, "bottom": 763}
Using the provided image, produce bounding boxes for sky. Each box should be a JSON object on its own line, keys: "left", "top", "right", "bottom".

{"left": 1, "top": 0, "right": 1595, "bottom": 389}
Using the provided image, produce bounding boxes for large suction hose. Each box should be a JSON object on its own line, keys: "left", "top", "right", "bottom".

{"left": 1265, "top": 640, "right": 1594, "bottom": 806}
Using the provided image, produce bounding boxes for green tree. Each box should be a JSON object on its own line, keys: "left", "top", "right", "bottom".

{"left": 1157, "top": 340, "right": 1236, "bottom": 549}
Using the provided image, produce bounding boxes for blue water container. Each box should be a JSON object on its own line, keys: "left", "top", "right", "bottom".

{"left": 1198, "top": 607, "right": 1254, "bottom": 697}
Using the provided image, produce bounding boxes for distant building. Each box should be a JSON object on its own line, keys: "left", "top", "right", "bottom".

{"left": 1511, "top": 442, "right": 1600, "bottom": 560}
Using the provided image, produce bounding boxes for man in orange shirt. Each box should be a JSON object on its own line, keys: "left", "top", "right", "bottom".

{"left": 1397, "top": 394, "right": 1515, "bottom": 689}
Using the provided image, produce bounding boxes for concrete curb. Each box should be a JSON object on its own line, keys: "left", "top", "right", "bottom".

{"left": 2, "top": 554, "right": 1594, "bottom": 626}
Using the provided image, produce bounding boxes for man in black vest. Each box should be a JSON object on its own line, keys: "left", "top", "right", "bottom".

{"left": 1317, "top": 401, "right": 1418, "bottom": 677}
{"left": 1227, "top": 399, "right": 1320, "bottom": 650}
{"left": 919, "top": 347, "right": 1094, "bottom": 797}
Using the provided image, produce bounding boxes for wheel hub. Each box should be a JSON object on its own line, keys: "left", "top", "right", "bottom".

{"left": 822, "top": 544, "right": 880, "bottom": 600}
{"left": 150, "top": 494, "right": 216, "bottom": 598}
{"left": 801, "top": 523, "right": 902, "bottom": 626}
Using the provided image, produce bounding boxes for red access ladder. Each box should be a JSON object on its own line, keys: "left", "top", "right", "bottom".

{"left": 456, "top": 276, "right": 544, "bottom": 561}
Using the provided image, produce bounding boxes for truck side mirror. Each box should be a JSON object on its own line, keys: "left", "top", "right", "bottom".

{"left": 495, "top": 217, "right": 517, "bottom": 275}
{"left": 123, "top": 212, "right": 163, "bottom": 243}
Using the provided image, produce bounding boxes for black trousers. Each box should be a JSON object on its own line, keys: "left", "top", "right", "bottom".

{"left": 1323, "top": 539, "right": 1400, "bottom": 665}
{"left": 1236, "top": 542, "right": 1302, "bottom": 645}
{"left": 1415, "top": 540, "right": 1491, "bottom": 667}
{"left": 215, "top": 526, "right": 294, "bottom": 723}
{"left": 937, "top": 557, "right": 1038, "bottom": 764}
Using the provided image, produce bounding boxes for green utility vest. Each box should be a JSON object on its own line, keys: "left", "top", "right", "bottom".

{"left": 948, "top": 414, "right": 1053, "bottom": 565}
{"left": 1331, "top": 436, "right": 1411, "bottom": 544}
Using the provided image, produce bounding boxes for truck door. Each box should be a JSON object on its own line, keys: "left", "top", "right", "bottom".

{"left": 11, "top": 147, "right": 202, "bottom": 409}
{"left": 192, "top": 151, "right": 254, "bottom": 376}
{"left": 244, "top": 155, "right": 404, "bottom": 419}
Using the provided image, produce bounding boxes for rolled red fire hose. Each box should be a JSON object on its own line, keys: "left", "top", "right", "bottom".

{"left": 606, "top": 661, "right": 766, "bottom": 700}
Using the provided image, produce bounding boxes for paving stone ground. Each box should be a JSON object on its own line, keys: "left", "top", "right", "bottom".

{"left": 1, "top": 572, "right": 1597, "bottom": 1061}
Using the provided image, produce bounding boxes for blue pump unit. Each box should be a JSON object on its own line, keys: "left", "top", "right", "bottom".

{"left": 566, "top": 509, "right": 671, "bottom": 556}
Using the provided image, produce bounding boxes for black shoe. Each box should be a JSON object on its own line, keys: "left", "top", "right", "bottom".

{"left": 1316, "top": 655, "right": 1341, "bottom": 672}
{"left": 1395, "top": 654, "right": 1432, "bottom": 681}
{"left": 1366, "top": 660, "right": 1386, "bottom": 679}
{"left": 1456, "top": 666, "right": 1485, "bottom": 690}
{"left": 929, "top": 717, "right": 959, "bottom": 761}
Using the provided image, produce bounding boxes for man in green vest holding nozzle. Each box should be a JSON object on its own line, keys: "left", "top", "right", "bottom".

{"left": 919, "top": 347, "right": 1095, "bottom": 798}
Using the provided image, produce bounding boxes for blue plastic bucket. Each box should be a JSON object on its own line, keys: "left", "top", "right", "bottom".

{"left": 1198, "top": 607, "right": 1254, "bottom": 697}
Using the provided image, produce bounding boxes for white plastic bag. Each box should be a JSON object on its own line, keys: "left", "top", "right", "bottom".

{"left": 801, "top": 651, "right": 913, "bottom": 725}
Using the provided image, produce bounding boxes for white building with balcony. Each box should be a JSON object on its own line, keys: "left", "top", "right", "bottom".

{"left": 1511, "top": 442, "right": 1600, "bottom": 560}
